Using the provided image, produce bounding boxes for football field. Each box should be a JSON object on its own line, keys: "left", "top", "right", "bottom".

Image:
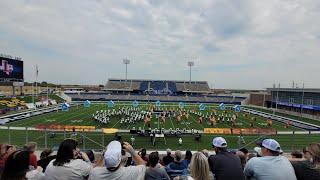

{"left": 4, "top": 102, "right": 300, "bottom": 131}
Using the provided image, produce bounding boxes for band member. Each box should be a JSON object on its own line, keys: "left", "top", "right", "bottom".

{"left": 210, "top": 116, "right": 216, "bottom": 126}
{"left": 284, "top": 121, "right": 291, "bottom": 128}
{"left": 177, "top": 115, "right": 181, "bottom": 122}
{"left": 144, "top": 117, "right": 151, "bottom": 127}
{"left": 198, "top": 116, "right": 203, "bottom": 123}
{"left": 185, "top": 113, "right": 189, "bottom": 120}
{"left": 250, "top": 118, "right": 254, "bottom": 127}
{"left": 232, "top": 118, "right": 237, "bottom": 127}
{"left": 267, "top": 119, "right": 272, "bottom": 127}
{"left": 170, "top": 108, "right": 174, "bottom": 115}
{"left": 161, "top": 116, "right": 166, "bottom": 123}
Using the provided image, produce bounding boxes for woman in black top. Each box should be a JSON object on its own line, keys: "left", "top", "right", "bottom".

{"left": 291, "top": 143, "right": 320, "bottom": 180}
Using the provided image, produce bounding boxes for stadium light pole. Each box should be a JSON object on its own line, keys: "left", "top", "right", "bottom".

{"left": 123, "top": 59, "right": 130, "bottom": 82}
{"left": 188, "top": 61, "right": 194, "bottom": 83}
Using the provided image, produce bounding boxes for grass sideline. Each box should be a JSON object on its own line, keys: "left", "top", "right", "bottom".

{"left": 244, "top": 106, "right": 320, "bottom": 126}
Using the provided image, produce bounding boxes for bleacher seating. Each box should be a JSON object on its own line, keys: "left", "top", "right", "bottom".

{"left": 106, "top": 81, "right": 131, "bottom": 90}
{"left": 167, "top": 82, "right": 177, "bottom": 92}
{"left": 150, "top": 81, "right": 167, "bottom": 90}
{"left": 140, "top": 81, "right": 149, "bottom": 91}
{"left": 176, "top": 83, "right": 186, "bottom": 91}
{"left": 131, "top": 82, "right": 141, "bottom": 90}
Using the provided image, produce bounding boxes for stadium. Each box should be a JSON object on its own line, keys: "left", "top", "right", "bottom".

{"left": 1, "top": 64, "right": 320, "bottom": 151}
{"left": 1, "top": 1, "right": 320, "bottom": 179}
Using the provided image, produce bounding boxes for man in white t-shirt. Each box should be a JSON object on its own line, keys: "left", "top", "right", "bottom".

{"left": 244, "top": 139, "right": 297, "bottom": 180}
{"left": 89, "top": 141, "right": 146, "bottom": 180}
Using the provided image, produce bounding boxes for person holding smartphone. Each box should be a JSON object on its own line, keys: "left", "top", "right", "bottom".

{"left": 89, "top": 141, "right": 146, "bottom": 180}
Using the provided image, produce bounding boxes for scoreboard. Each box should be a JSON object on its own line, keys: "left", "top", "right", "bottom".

{"left": 0, "top": 54, "right": 23, "bottom": 82}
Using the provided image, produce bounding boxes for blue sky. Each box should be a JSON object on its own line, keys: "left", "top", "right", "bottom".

{"left": 0, "top": 0, "right": 319, "bottom": 89}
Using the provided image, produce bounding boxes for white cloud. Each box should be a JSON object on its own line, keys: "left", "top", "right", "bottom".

{"left": 0, "top": 0, "right": 319, "bottom": 89}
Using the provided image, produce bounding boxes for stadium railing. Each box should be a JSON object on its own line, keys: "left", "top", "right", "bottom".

{"left": 1, "top": 126, "right": 319, "bottom": 152}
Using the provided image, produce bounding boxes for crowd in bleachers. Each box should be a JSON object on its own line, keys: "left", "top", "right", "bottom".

{"left": 0, "top": 137, "right": 319, "bottom": 180}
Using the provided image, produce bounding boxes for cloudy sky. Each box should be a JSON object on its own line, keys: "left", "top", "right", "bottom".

{"left": 0, "top": 0, "right": 319, "bottom": 89}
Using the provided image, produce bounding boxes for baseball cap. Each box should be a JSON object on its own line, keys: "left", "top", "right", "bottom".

{"left": 212, "top": 137, "right": 227, "bottom": 148}
{"left": 254, "top": 147, "right": 264, "bottom": 157}
{"left": 257, "top": 139, "right": 281, "bottom": 152}
{"left": 104, "top": 141, "right": 122, "bottom": 169}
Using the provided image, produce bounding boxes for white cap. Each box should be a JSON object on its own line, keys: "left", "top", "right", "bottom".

{"left": 261, "top": 139, "right": 281, "bottom": 152}
{"left": 212, "top": 137, "right": 227, "bottom": 148}
{"left": 104, "top": 141, "right": 122, "bottom": 169}
{"left": 254, "top": 147, "right": 264, "bottom": 157}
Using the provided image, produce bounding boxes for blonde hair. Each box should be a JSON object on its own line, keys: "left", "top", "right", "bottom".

{"left": 23, "top": 142, "right": 37, "bottom": 153}
{"left": 306, "top": 143, "right": 320, "bottom": 170}
{"left": 190, "top": 152, "right": 211, "bottom": 180}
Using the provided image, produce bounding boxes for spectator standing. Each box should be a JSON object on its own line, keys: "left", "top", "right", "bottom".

{"left": 145, "top": 152, "right": 170, "bottom": 180}
{"left": 45, "top": 139, "right": 101, "bottom": 180}
{"left": 89, "top": 141, "right": 146, "bottom": 180}
{"left": 24, "top": 142, "right": 38, "bottom": 169}
{"left": 244, "top": 139, "right": 297, "bottom": 180}
{"left": 181, "top": 150, "right": 192, "bottom": 167}
{"left": 37, "top": 148, "right": 56, "bottom": 172}
{"left": 163, "top": 148, "right": 174, "bottom": 166}
{"left": 291, "top": 143, "right": 320, "bottom": 180}
{"left": 0, "top": 150, "right": 44, "bottom": 180}
{"left": 208, "top": 137, "right": 245, "bottom": 180}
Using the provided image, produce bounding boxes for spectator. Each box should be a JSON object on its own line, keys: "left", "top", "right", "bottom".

{"left": 166, "top": 150, "right": 187, "bottom": 171}
{"left": 236, "top": 151, "right": 247, "bottom": 170}
{"left": 182, "top": 150, "right": 192, "bottom": 167}
{"left": 254, "top": 147, "right": 264, "bottom": 157}
{"left": 145, "top": 152, "right": 170, "bottom": 180}
{"left": 0, "top": 150, "right": 44, "bottom": 180}
{"left": 291, "top": 143, "right": 320, "bottom": 180}
{"left": 163, "top": 148, "right": 174, "bottom": 166}
{"left": 0, "top": 144, "right": 16, "bottom": 176}
{"left": 37, "top": 148, "right": 56, "bottom": 172}
{"left": 201, "top": 149, "right": 209, "bottom": 158}
{"left": 0, "top": 144, "right": 8, "bottom": 158}
{"left": 45, "top": 139, "right": 100, "bottom": 180}
{"left": 239, "top": 148, "right": 249, "bottom": 159}
{"left": 139, "top": 149, "right": 149, "bottom": 166}
{"left": 84, "top": 150, "right": 95, "bottom": 163}
{"left": 247, "top": 153, "right": 256, "bottom": 161}
{"left": 244, "top": 139, "right": 297, "bottom": 180}
{"left": 89, "top": 141, "right": 146, "bottom": 180}
{"left": 120, "top": 150, "right": 129, "bottom": 167}
{"left": 24, "top": 142, "right": 38, "bottom": 169}
{"left": 303, "top": 147, "right": 313, "bottom": 160}
{"left": 208, "top": 137, "right": 245, "bottom": 180}
{"left": 291, "top": 150, "right": 303, "bottom": 159}
{"left": 181, "top": 152, "right": 212, "bottom": 180}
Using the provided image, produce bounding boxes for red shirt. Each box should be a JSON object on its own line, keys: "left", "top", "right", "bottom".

{"left": 30, "top": 154, "right": 38, "bottom": 169}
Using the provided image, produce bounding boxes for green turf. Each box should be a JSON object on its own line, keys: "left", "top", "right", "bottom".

{"left": 0, "top": 129, "right": 319, "bottom": 152}
{"left": 5, "top": 103, "right": 300, "bottom": 131}
{"left": 1, "top": 102, "right": 318, "bottom": 151}
{"left": 244, "top": 106, "right": 320, "bottom": 126}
